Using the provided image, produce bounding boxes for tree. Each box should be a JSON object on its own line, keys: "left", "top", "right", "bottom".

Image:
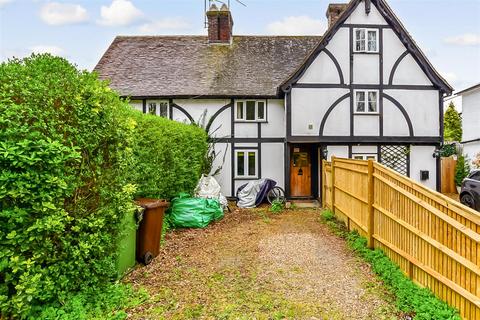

{"left": 444, "top": 102, "right": 462, "bottom": 142}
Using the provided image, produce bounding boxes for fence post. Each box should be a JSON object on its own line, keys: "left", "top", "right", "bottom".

{"left": 367, "top": 159, "right": 374, "bottom": 249}
{"left": 321, "top": 160, "right": 325, "bottom": 208}
{"left": 331, "top": 156, "right": 336, "bottom": 215}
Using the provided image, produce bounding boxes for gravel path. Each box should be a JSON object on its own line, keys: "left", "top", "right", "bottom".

{"left": 127, "top": 208, "right": 399, "bottom": 319}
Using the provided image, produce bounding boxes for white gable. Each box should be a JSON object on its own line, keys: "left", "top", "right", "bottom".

{"left": 345, "top": 0, "right": 388, "bottom": 25}
{"left": 392, "top": 54, "right": 433, "bottom": 86}
{"left": 298, "top": 51, "right": 342, "bottom": 84}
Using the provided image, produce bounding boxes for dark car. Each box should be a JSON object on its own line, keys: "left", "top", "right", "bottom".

{"left": 460, "top": 170, "right": 480, "bottom": 211}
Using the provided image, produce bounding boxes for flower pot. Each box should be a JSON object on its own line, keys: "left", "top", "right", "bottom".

{"left": 135, "top": 198, "right": 169, "bottom": 265}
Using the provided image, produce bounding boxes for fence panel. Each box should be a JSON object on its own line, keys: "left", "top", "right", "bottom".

{"left": 322, "top": 157, "right": 480, "bottom": 319}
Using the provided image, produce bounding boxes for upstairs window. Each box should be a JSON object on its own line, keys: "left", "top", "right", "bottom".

{"left": 355, "top": 90, "right": 378, "bottom": 113}
{"left": 146, "top": 100, "right": 169, "bottom": 118}
{"left": 235, "top": 150, "right": 257, "bottom": 178}
{"left": 354, "top": 28, "right": 378, "bottom": 53}
{"left": 235, "top": 100, "right": 266, "bottom": 122}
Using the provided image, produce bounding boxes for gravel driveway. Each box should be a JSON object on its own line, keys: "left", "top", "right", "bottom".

{"left": 127, "top": 207, "right": 399, "bottom": 319}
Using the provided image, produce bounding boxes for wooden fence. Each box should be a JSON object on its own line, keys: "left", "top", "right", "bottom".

{"left": 322, "top": 157, "right": 480, "bottom": 319}
{"left": 441, "top": 156, "right": 457, "bottom": 194}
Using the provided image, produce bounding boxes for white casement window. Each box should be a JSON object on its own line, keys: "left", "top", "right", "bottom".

{"left": 235, "top": 150, "right": 257, "bottom": 178}
{"left": 235, "top": 100, "right": 266, "bottom": 122}
{"left": 352, "top": 154, "right": 377, "bottom": 161}
{"left": 146, "top": 100, "right": 169, "bottom": 118}
{"left": 355, "top": 90, "right": 378, "bottom": 113}
{"left": 354, "top": 28, "right": 378, "bottom": 53}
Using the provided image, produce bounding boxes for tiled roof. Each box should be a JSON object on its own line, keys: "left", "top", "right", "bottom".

{"left": 94, "top": 35, "right": 321, "bottom": 97}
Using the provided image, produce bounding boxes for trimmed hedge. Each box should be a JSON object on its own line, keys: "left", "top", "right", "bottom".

{"left": 0, "top": 54, "right": 207, "bottom": 318}
{"left": 128, "top": 112, "right": 207, "bottom": 199}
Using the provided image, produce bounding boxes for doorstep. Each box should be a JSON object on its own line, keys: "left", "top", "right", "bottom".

{"left": 288, "top": 200, "right": 320, "bottom": 208}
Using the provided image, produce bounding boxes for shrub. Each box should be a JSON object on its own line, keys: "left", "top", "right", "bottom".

{"left": 128, "top": 112, "right": 208, "bottom": 199}
{"left": 439, "top": 143, "right": 457, "bottom": 158}
{"left": 455, "top": 154, "right": 470, "bottom": 186}
{"left": 444, "top": 102, "right": 462, "bottom": 142}
{"left": 0, "top": 54, "right": 137, "bottom": 318}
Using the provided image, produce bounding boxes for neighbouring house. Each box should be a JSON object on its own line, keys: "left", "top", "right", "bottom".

{"left": 95, "top": 0, "right": 452, "bottom": 200}
{"left": 456, "top": 83, "right": 480, "bottom": 166}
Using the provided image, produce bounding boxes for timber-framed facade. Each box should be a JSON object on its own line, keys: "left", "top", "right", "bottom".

{"left": 95, "top": 0, "right": 452, "bottom": 200}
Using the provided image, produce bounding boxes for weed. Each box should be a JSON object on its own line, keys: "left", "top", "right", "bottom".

{"left": 269, "top": 200, "right": 284, "bottom": 213}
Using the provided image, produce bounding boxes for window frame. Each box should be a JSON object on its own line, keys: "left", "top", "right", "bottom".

{"left": 353, "top": 28, "right": 379, "bottom": 53}
{"left": 234, "top": 149, "right": 258, "bottom": 178}
{"left": 235, "top": 100, "right": 267, "bottom": 122}
{"left": 354, "top": 89, "right": 379, "bottom": 114}
{"left": 352, "top": 154, "right": 378, "bottom": 161}
{"left": 145, "top": 100, "right": 170, "bottom": 118}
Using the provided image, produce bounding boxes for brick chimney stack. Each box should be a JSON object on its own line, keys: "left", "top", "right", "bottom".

{"left": 206, "top": 3, "right": 233, "bottom": 44}
{"left": 326, "top": 3, "right": 348, "bottom": 28}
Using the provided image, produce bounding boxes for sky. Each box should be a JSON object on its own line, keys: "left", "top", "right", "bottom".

{"left": 1, "top": 0, "right": 479, "bottom": 94}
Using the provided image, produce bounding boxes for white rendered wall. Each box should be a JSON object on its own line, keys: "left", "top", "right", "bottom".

{"left": 291, "top": 88, "right": 349, "bottom": 136}
{"left": 211, "top": 143, "right": 231, "bottom": 196}
{"left": 383, "top": 99, "right": 410, "bottom": 136}
{"left": 392, "top": 54, "right": 433, "bottom": 86}
{"left": 461, "top": 89, "right": 480, "bottom": 142}
{"left": 410, "top": 145, "right": 437, "bottom": 190}
{"left": 262, "top": 99, "right": 285, "bottom": 137}
{"left": 353, "top": 54, "right": 379, "bottom": 84}
{"left": 385, "top": 90, "right": 439, "bottom": 136}
{"left": 298, "top": 28, "right": 349, "bottom": 84}
{"left": 173, "top": 99, "right": 231, "bottom": 138}
{"left": 383, "top": 29, "right": 406, "bottom": 81}
{"left": 298, "top": 51, "right": 341, "bottom": 84}
{"left": 261, "top": 143, "right": 285, "bottom": 189}
{"left": 354, "top": 115, "right": 379, "bottom": 136}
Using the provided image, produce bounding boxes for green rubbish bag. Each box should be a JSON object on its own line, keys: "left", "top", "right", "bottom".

{"left": 167, "top": 193, "right": 224, "bottom": 228}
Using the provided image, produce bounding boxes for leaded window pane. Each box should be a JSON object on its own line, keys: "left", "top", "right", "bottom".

{"left": 148, "top": 102, "right": 157, "bottom": 115}
{"left": 257, "top": 101, "right": 265, "bottom": 120}
{"left": 237, "top": 152, "right": 245, "bottom": 176}
{"left": 357, "top": 102, "right": 365, "bottom": 112}
{"left": 236, "top": 102, "right": 244, "bottom": 119}
{"left": 159, "top": 102, "right": 168, "bottom": 118}
{"left": 368, "top": 30, "right": 377, "bottom": 51}
{"left": 355, "top": 29, "right": 365, "bottom": 51}
{"left": 368, "top": 91, "right": 377, "bottom": 112}
{"left": 246, "top": 101, "right": 255, "bottom": 120}
{"left": 248, "top": 152, "right": 256, "bottom": 176}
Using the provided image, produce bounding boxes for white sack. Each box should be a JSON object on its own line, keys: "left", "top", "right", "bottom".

{"left": 195, "top": 175, "right": 228, "bottom": 209}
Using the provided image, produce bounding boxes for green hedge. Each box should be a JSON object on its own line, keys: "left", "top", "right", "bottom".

{"left": 128, "top": 112, "right": 207, "bottom": 199}
{"left": 0, "top": 54, "right": 207, "bottom": 318}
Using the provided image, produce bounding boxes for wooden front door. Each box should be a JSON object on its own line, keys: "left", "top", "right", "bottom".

{"left": 290, "top": 145, "right": 312, "bottom": 197}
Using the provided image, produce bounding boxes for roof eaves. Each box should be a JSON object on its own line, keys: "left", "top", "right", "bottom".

{"left": 278, "top": 0, "right": 361, "bottom": 94}
{"left": 374, "top": 0, "right": 453, "bottom": 94}
{"left": 456, "top": 83, "right": 480, "bottom": 96}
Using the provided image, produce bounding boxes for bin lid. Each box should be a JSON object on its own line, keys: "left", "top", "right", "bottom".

{"left": 135, "top": 198, "right": 170, "bottom": 209}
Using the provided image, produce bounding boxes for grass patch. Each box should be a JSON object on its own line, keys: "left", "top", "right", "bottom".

{"left": 31, "top": 284, "right": 148, "bottom": 320}
{"left": 320, "top": 210, "right": 461, "bottom": 320}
